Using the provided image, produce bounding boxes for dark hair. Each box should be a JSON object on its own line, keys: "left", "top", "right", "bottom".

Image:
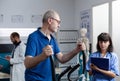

{"left": 10, "top": 32, "right": 20, "bottom": 38}
{"left": 96, "top": 32, "right": 113, "bottom": 52}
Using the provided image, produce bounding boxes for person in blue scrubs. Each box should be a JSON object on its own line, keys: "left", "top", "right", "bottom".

{"left": 86, "top": 32, "right": 119, "bottom": 81}
{"left": 24, "top": 10, "right": 86, "bottom": 81}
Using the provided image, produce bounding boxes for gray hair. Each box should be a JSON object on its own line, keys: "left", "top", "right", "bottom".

{"left": 42, "top": 10, "right": 59, "bottom": 23}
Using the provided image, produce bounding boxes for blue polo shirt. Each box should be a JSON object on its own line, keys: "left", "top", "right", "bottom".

{"left": 25, "top": 28, "right": 60, "bottom": 81}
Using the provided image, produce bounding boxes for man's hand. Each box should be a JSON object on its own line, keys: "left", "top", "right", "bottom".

{"left": 75, "top": 39, "right": 86, "bottom": 52}
{"left": 5, "top": 55, "right": 11, "bottom": 61}
{"left": 42, "top": 45, "right": 53, "bottom": 58}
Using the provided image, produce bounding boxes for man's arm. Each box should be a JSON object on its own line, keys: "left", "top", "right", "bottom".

{"left": 24, "top": 45, "right": 53, "bottom": 68}
{"left": 57, "top": 42, "right": 85, "bottom": 63}
{"left": 24, "top": 54, "right": 47, "bottom": 68}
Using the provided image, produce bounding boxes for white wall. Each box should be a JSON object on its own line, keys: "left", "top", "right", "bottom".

{"left": 0, "top": 0, "right": 75, "bottom": 29}
{"left": 75, "top": 0, "right": 113, "bottom": 28}
{"left": 0, "top": 0, "right": 75, "bottom": 44}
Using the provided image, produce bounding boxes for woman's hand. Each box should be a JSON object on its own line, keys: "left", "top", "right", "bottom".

{"left": 90, "top": 63, "right": 99, "bottom": 71}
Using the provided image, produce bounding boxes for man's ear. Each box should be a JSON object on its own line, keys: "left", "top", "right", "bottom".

{"left": 48, "top": 18, "right": 52, "bottom": 24}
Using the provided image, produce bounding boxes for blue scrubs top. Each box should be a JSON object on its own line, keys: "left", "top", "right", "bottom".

{"left": 25, "top": 28, "right": 60, "bottom": 81}
{"left": 86, "top": 52, "right": 119, "bottom": 81}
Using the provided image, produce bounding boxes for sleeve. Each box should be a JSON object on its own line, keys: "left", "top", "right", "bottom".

{"left": 110, "top": 53, "right": 119, "bottom": 76}
{"left": 25, "top": 35, "right": 37, "bottom": 56}
{"left": 86, "top": 52, "right": 97, "bottom": 71}
{"left": 53, "top": 39, "right": 60, "bottom": 55}
{"left": 86, "top": 56, "right": 91, "bottom": 71}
